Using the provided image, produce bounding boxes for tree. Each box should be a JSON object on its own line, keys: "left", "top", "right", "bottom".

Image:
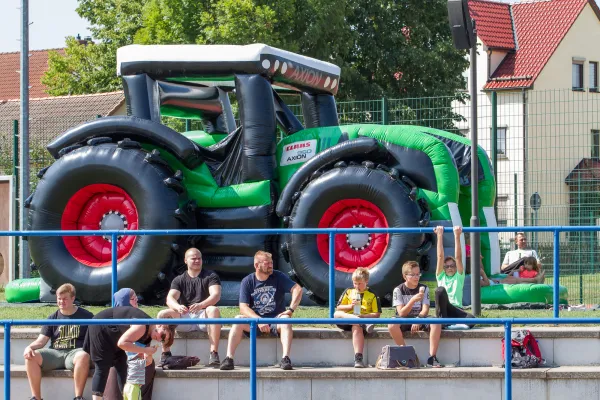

{"left": 44, "top": 0, "right": 468, "bottom": 102}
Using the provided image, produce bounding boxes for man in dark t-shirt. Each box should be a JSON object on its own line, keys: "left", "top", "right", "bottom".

{"left": 157, "top": 247, "right": 222, "bottom": 366}
{"left": 220, "top": 250, "right": 303, "bottom": 371}
{"left": 24, "top": 283, "right": 93, "bottom": 400}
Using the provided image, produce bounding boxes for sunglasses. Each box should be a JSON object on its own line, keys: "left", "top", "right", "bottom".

{"left": 444, "top": 264, "right": 456, "bottom": 269}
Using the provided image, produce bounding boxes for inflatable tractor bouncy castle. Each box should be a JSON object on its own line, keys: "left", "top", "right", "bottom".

{"left": 26, "top": 44, "right": 501, "bottom": 305}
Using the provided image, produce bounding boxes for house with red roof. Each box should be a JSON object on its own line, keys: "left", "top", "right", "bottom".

{"left": 457, "top": 0, "right": 600, "bottom": 241}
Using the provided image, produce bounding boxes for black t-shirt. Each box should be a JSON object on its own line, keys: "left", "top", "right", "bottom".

{"left": 239, "top": 270, "right": 296, "bottom": 318}
{"left": 170, "top": 269, "right": 221, "bottom": 307}
{"left": 41, "top": 307, "right": 94, "bottom": 350}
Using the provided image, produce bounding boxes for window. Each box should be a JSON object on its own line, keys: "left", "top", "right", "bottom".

{"left": 590, "top": 62, "right": 598, "bottom": 92}
{"left": 593, "top": 130, "right": 600, "bottom": 158}
{"left": 495, "top": 127, "right": 507, "bottom": 155}
{"left": 572, "top": 62, "right": 584, "bottom": 91}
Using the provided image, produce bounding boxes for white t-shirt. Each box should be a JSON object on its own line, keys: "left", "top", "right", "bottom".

{"left": 502, "top": 249, "right": 540, "bottom": 266}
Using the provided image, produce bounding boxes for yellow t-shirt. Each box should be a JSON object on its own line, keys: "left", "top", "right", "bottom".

{"left": 337, "top": 288, "right": 381, "bottom": 315}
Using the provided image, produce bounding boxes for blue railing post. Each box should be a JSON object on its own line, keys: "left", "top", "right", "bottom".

{"left": 553, "top": 230, "right": 560, "bottom": 319}
{"left": 504, "top": 321, "right": 512, "bottom": 400}
{"left": 328, "top": 232, "right": 335, "bottom": 318}
{"left": 250, "top": 321, "right": 257, "bottom": 400}
{"left": 4, "top": 323, "right": 10, "bottom": 400}
{"left": 111, "top": 233, "right": 118, "bottom": 307}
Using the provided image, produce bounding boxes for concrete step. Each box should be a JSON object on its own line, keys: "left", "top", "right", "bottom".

{"left": 2, "top": 327, "right": 600, "bottom": 368}
{"left": 2, "top": 365, "right": 600, "bottom": 400}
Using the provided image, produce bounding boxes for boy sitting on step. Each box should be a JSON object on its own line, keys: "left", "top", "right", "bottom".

{"left": 334, "top": 267, "right": 382, "bottom": 368}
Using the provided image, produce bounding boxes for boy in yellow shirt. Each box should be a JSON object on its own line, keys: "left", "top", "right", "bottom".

{"left": 334, "top": 267, "right": 381, "bottom": 368}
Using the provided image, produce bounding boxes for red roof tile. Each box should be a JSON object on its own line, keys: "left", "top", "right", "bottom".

{"left": 469, "top": 0, "right": 515, "bottom": 50}
{"left": 0, "top": 49, "right": 64, "bottom": 101}
{"left": 478, "top": 0, "right": 598, "bottom": 90}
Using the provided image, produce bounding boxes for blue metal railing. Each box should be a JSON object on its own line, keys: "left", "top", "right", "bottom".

{"left": 1, "top": 225, "right": 600, "bottom": 400}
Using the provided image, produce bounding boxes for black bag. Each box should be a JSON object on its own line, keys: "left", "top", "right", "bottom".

{"left": 376, "top": 345, "right": 420, "bottom": 369}
{"left": 502, "top": 257, "right": 526, "bottom": 275}
{"left": 158, "top": 355, "right": 201, "bottom": 370}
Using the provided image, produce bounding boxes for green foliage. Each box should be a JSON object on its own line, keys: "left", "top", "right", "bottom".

{"left": 44, "top": 0, "right": 468, "bottom": 103}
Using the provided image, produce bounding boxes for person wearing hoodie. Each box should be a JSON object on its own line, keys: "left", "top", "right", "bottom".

{"left": 103, "top": 289, "right": 156, "bottom": 400}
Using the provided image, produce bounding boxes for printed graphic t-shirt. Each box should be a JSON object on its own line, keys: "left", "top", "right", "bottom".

{"left": 239, "top": 270, "right": 296, "bottom": 318}
{"left": 41, "top": 307, "right": 94, "bottom": 350}
{"left": 392, "top": 283, "right": 430, "bottom": 317}
{"left": 171, "top": 269, "right": 221, "bottom": 307}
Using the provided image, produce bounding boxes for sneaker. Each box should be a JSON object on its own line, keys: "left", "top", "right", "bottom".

{"left": 219, "top": 356, "right": 235, "bottom": 370}
{"left": 280, "top": 356, "right": 293, "bottom": 370}
{"left": 427, "top": 355, "right": 443, "bottom": 368}
{"left": 364, "top": 324, "right": 375, "bottom": 334}
{"left": 445, "top": 324, "right": 470, "bottom": 330}
{"left": 208, "top": 351, "right": 220, "bottom": 366}
{"left": 29, "top": 397, "right": 42, "bottom": 400}
{"left": 74, "top": 397, "right": 86, "bottom": 400}
{"left": 160, "top": 351, "right": 172, "bottom": 364}
{"left": 354, "top": 353, "right": 366, "bottom": 368}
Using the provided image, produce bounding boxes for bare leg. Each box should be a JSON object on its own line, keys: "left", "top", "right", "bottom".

{"left": 25, "top": 352, "right": 43, "bottom": 399}
{"left": 205, "top": 306, "right": 221, "bottom": 353}
{"left": 277, "top": 315, "right": 293, "bottom": 358}
{"left": 429, "top": 324, "right": 442, "bottom": 356}
{"left": 227, "top": 316, "right": 249, "bottom": 359}
{"left": 157, "top": 308, "right": 181, "bottom": 352}
{"left": 351, "top": 325, "right": 365, "bottom": 354}
{"left": 387, "top": 324, "right": 406, "bottom": 346}
{"left": 72, "top": 351, "right": 90, "bottom": 397}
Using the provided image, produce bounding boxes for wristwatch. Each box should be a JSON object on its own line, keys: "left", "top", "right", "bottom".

{"left": 287, "top": 307, "right": 296, "bottom": 314}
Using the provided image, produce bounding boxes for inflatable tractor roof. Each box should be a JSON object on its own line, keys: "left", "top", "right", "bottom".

{"left": 117, "top": 44, "right": 342, "bottom": 95}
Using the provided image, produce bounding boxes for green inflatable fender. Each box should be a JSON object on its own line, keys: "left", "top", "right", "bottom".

{"left": 482, "top": 276, "right": 568, "bottom": 305}
{"left": 5, "top": 278, "right": 41, "bottom": 303}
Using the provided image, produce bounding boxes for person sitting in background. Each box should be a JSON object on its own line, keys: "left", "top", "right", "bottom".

{"left": 434, "top": 226, "right": 475, "bottom": 327}
{"left": 501, "top": 232, "right": 542, "bottom": 272}
{"left": 334, "top": 267, "right": 381, "bottom": 368}
{"left": 515, "top": 256, "right": 541, "bottom": 279}
{"left": 24, "top": 283, "right": 93, "bottom": 400}
{"left": 388, "top": 261, "right": 443, "bottom": 368}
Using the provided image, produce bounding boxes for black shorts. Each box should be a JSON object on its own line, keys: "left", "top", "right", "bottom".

{"left": 243, "top": 324, "right": 280, "bottom": 338}
{"left": 393, "top": 316, "right": 431, "bottom": 332}
{"left": 336, "top": 324, "right": 368, "bottom": 333}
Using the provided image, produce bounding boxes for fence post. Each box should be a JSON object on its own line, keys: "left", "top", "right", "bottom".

{"left": 111, "top": 233, "right": 118, "bottom": 307}
{"left": 4, "top": 323, "right": 10, "bottom": 400}
{"left": 513, "top": 174, "right": 518, "bottom": 232}
{"left": 504, "top": 321, "right": 512, "bottom": 400}
{"left": 185, "top": 119, "right": 192, "bottom": 131}
{"left": 553, "top": 230, "right": 560, "bottom": 318}
{"left": 12, "top": 120, "right": 19, "bottom": 277}
{"left": 250, "top": 321, "right": 257, "bottom": 400}
{"left": 381, "top": 97, "right": 389, "bottom": 125}
{"left": 329, "top": 232, "right": 335, "bottom": 318}
{"left": 491, "top": 91, "right": 498, "bottom": 218}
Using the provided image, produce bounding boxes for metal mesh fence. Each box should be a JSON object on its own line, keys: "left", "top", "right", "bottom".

{"left": 2, "top": 89, "right": 600, "bottom": 304}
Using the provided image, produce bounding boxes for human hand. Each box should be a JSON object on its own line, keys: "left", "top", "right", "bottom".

{"left": 411, "top": 324, "right": 420, "bottom": 333}
{"left": 23, "top": 346, "right": 35, "bottom": 360}
{"left": 453, "top": 226, "right": 462, "bottom": 236}
{"left": 277, "top": 310, "right": 293, "bottom": 318}
{"left": 434, "top": 226, "right": 444, "bottom": 237}
{"left": 144, "top": 346, "right": 158, "bottom": 356}
{"left": 413, "top": 292, "right": 424, "bottom": 302}
{"left": 176, "top": 304, "right": 189, "bottom": 314}
{"left": 258, "top": 324, "right": 271, "bottom": 333}
{"left": 144, "top": 352, "right": 154, "bottom": 365}
{"left": 188, "top": 303, "right": 204, "bottom": 313}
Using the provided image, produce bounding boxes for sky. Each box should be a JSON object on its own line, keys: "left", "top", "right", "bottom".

{"left": 0, "top": 0, "right": 599, "bottom": 53}
{"left": 0, "top": 0, "right": 91, "bottom": 53}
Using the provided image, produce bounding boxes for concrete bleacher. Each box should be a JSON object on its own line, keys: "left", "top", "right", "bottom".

{"left": 1, "top": 327, "right": 600, "bottom": 399}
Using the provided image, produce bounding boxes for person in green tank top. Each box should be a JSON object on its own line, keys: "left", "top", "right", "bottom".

{"left": 434, "top": 226, "right": 475, "bottom": 328}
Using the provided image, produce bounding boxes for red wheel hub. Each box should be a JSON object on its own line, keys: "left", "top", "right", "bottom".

{"left": 317, "top": 199, "right": 389, "bottom": 273}
{"left": 61, "top": 184, "right": 138, "bottom": 267}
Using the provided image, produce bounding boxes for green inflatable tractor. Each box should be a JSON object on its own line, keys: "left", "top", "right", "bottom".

{"left": 26, "top": 44, "right": 499, "bottom": 305}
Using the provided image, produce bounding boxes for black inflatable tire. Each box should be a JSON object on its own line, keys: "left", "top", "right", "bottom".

{"left": 28, "top": 143, "right": 189, "bottom": 304}
{"left": 286, "top": 165, "right": 425, "bottom": 303}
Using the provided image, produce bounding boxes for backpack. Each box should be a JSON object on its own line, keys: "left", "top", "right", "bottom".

{"left": 501, "top": 329, "right": 544, "bottom": 369}
{"left": 158, "top": 355, "right": 201, "bottom": 370}
{"left": 376, "top": 345, "right": 420, "bottom": 369}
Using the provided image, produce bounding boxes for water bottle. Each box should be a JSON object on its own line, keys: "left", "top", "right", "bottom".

{"left": 353, "top": 290, "right": 362, "bottom": 315}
